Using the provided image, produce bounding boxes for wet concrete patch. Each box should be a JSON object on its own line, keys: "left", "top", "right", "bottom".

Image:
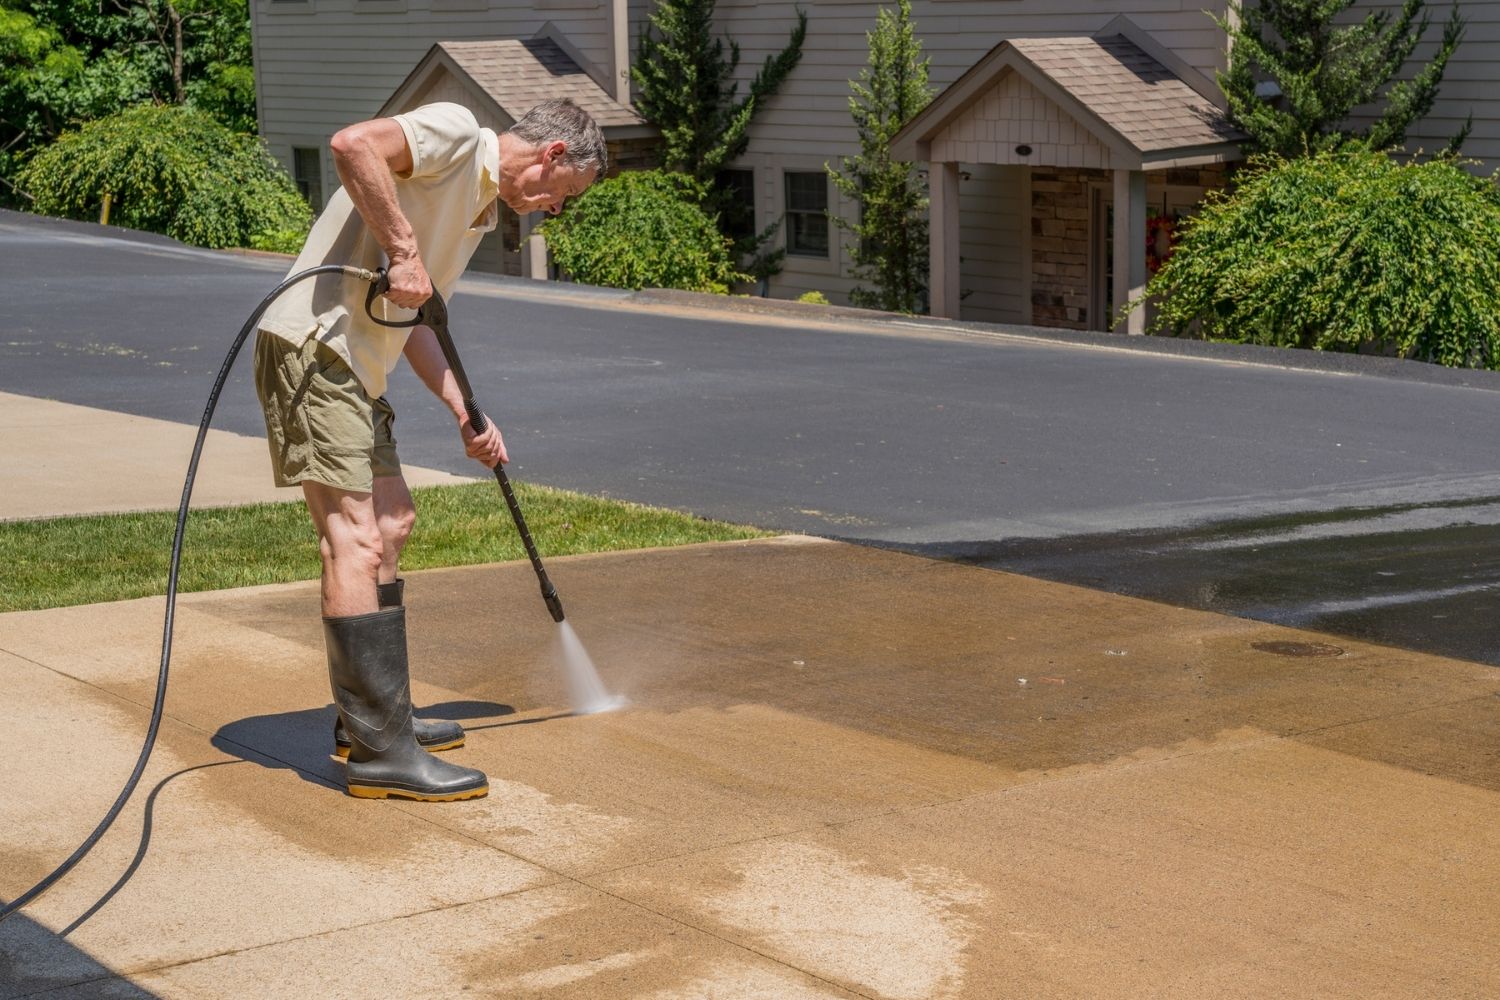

{"left": 904, "top": 497, "right": 1500, "bottom": 667}
{"left": 33, "top": 537, "right": 1492, "bottom": 789}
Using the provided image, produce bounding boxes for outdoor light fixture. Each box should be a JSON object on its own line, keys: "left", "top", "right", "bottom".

{"left": 1016, "top": 144, "right": 1033, "bottom": 156}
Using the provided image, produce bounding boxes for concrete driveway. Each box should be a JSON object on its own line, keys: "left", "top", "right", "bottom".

{"left": 4, "top": 539, "right": 1498, "bottom": 998}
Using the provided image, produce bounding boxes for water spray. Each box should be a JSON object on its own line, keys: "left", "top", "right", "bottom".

{"left": 363, "top": 274, "right": 623, "bottom": 714}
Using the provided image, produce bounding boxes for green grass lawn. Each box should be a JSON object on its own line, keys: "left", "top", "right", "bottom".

{"left": 0, "top": 481, "right": 773, "bottom": 612}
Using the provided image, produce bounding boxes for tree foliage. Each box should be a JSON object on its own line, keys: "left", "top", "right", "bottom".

{"left": 1139, "top": 148, "right": 1500, "bottom": 369}
{"left": 0, "top": 0, "right": 255, "bottom": 204}
{"left": 540, "top": 170, "right": 746, "bottom": 293}
{"left": 827, "top": 0, "right": 932, "bottom": 313}
{"left": 632, "top": 0, "right": 805, "bottom": 271}
{"left": 18, "top": 104, "right": 310, "bottom": 249}
{"left": 1218, "top": 0, "right": 1467, "bottom": 157}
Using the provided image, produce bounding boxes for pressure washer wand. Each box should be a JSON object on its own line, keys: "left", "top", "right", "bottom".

{"left": 365, "top": 275, "right": 565, "bottom": 623}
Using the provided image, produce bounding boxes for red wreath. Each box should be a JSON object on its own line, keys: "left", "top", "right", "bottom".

{"left": 1147, "top": 214, "right": 1178, "bottom": 274}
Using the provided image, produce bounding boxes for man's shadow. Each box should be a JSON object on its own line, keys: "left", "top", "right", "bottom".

{"left": 212, "top": 700, "right": 516, "bottom": 789}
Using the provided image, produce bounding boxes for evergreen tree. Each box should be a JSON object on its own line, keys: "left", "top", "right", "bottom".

{"left": 1218, "top": 0, "right": 1467, "bottom": 157}
{"left": 827, "top": 0, "right": 932, "bottom": 313}
{"left": 632, "top": 0, "right": 806, "bottom": 271}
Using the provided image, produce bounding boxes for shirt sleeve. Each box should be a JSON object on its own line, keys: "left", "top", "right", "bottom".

{"left": 393, "top": 103, "right": 480, "bottom": 180}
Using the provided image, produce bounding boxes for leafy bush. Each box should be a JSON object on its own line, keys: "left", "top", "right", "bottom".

{"left": 248, "top": 228, "right": 309, "bottom": 255}
{"left": 17, "top": 103, "right": 310, "bottom": 250}
{"left": 1141, "top": 148, "right": 1500, "bottom": 368}
{"left": 796, "top": 290, "right": 830, "bottom": 304}
{"left": 539, "top": 170, "right": 745, "bottom": 293}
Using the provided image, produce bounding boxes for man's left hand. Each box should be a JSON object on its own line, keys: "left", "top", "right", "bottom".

{"left": 461, "top": 413, "right": 508, "bottom": 468}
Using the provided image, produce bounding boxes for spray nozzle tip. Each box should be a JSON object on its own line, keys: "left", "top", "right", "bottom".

{"left": 544, "top": 590, "right": 566, "bottom": 623}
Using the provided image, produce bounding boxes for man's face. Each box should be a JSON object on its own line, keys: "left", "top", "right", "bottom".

{"left": 504, "top": 142, "right": 598, "bottom": 216}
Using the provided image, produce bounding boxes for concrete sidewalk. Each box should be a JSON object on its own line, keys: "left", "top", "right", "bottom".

{"left": 3, "top": 536, "right": 1498, "bottom": 998}
{"left": 0, "top": 391, "right": 473, "bottom": 520}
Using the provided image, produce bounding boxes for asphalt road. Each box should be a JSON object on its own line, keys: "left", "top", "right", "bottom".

{"left": 7, "top": 209, "right": 1500, "bottom": 664}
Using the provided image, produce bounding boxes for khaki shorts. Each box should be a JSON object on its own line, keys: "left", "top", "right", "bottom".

{"left": 253, "top": 330, "right": 402, "bottom": 493}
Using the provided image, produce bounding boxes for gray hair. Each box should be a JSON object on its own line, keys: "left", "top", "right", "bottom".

{"left": 506, "top": 99, "right": 607, "bottom": 180}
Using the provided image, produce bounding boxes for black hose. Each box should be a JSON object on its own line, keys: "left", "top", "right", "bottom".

{"left": 0, "top": 262, "right": 376, "bottom": 925}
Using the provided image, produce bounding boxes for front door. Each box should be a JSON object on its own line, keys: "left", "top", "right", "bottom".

{"left": 1090, "top": 184, "right": 1207, "bottom": 333}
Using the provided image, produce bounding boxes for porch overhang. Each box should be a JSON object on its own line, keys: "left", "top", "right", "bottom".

{"left": 891, "top": 16, "right": 1245, "bottom": 172}
{"left": 892, "top": 17, "right": 1245, "bottom": 327}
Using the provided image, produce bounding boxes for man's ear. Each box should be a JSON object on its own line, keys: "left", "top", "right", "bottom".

{"left": 545, "top": 140, "right": 568, "bottom": 165}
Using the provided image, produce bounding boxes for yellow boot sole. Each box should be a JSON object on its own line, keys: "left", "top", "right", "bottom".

{"left": 346, "top": 782, "right": 489, "bottom": 802}
{"left": 334, "top": 735, "right": 464, "bottom": 759}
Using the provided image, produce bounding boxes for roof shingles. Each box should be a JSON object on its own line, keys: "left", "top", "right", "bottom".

{"left": 1009, "top": 35, "right": 1244, "bottom": 153}
{"left": 438, "top": 38, "right": 645, "bottom": 129}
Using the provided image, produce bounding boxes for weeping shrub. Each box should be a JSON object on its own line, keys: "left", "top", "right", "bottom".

{"left": 17, "top": 103, "right": 311, "bottom": 250}
{"left": 1140, "top": 148, "right": 1500, "bottom": 368}
{"left": 539, "top": 169, "right": 745, "bottom": 293}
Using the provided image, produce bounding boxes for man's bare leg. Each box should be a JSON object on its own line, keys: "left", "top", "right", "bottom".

{"left": 323, "top": 474, "right": 465, "bottom": 756}
{"left": 301, "top": 481, "right": 382, "bottom": 617}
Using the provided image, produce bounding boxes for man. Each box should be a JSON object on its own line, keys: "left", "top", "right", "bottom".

{"left": 254, "top": 99, "right": 605, "bottom": 801}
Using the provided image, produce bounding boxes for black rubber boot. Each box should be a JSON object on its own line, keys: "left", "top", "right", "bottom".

{"left": 323, "top": 607, "right": 488, "bottom": 801}
{"left": 332, "top": 578, "right": 464, "bottom": 758}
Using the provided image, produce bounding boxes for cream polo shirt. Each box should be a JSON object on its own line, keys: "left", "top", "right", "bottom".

{"left": 259, "top": 102, "right": 500, "bottom": 398}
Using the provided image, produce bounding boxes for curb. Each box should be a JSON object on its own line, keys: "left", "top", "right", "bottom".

{"left": 628, "top": 287, "right": 903, "bottom": 324}
{"left": 630, "top": 285, "right": 1500, "bottom": 393}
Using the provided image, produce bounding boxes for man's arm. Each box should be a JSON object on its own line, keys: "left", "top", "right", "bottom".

{"left": 328, "top": 117, "right": 432, "bottom": 310}
{"left": 403, "top": 325, "right": 508, "bottom": 468}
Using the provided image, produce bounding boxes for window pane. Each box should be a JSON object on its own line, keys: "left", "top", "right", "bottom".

{"left": 293, "top": 147, "right": 323, "bottom": 212}
{"left": 785, "top": 171, "right": 827, "bottom": 212}
{"left": 788, "top": 211, "right": 828, "bottom": 257}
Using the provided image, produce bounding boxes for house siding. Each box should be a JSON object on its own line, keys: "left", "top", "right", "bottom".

{"left": 959, "top": 164, "right": 1029, "bottom": 324}
{"left": 930, "top": 73, "right": 1115, "bottom": 170}
{"left": 1340, "top": 1, "right": 1499, "bottom": 165}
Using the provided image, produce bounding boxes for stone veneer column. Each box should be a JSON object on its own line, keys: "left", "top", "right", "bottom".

{"left": 1030, "top": 168, "right": 1100, "bottom": 330}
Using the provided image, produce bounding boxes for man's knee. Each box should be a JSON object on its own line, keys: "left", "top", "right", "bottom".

{"left": 382, "top": 504, "right": 417, "bottom": 548}
{"left": 373, "top": 476, "right": 417, "bottom": 554}
{"left": 319, "top": 517, "right": 384, "bottom": 573}
{"left": 304, "top": 482, "right": 384, "bottom": 574}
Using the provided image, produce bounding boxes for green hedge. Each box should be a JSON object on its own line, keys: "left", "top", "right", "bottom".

{"left": 540, "top": 169, "right": 744, "bottom": 293}
{"left": 17, "top": 103, "right": 310, "bottom": 250}
{"left": 1142, "top": 149, "right": 1500, "bottom": 369}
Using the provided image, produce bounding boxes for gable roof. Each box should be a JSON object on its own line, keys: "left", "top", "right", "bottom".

{"left": 1010, "top": 35, "right": 1243, "bottom": 154}
{"left": 381, "top": 37, "right": 652, "bottom": 136}
{"left": 892, "top": 22, "right": 1244, "bottom": 169}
